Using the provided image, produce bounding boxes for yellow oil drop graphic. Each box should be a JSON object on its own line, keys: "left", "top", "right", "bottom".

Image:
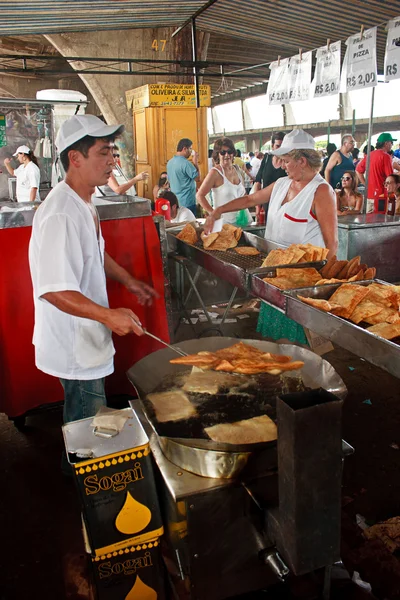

{"left": 115, "top": 491, "right": 152, "bottom": 534}
{"left": 125, "top": 575, "right": 157, "bottom": 600}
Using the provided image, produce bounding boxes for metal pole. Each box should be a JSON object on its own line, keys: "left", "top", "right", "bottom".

{"left": 327, "top": 120, "right": 331, "bottom": 143}
{"left": 191, "top": 18, "right": 200, "bottom": 109}
{"left": 352, "top": 109, "right": 356, "bottom": 136}
{"left": 363, "top": 86, "right": 375, "bottom": 214}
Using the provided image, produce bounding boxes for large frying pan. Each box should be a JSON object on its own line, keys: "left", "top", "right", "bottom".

{"left": 127, "top": 338, "right": 346, "bottom": 478}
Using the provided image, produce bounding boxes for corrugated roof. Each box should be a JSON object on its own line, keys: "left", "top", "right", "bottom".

{"left": 0, "top": 0, "right": 399, "bottom": 99}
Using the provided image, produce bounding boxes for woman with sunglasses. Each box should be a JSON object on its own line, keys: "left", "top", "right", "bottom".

{"left": 196, "top": 137, "right": 252, "bottom": 225}
{"left": 384, "top": 174, "right": 400, "bottom": 214}
{"left": 336, "top": 171, "right": 364, "bottom": 215}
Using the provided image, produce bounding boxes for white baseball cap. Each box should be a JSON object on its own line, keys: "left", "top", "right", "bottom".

{"left": 13, "top": 145, "right": 31, "bottom": 156}
{"left": 56, "top": 115, "right": 124, "bottom": 153}
{"left": 270, "top": 129, "right": 315, "bottom": 156}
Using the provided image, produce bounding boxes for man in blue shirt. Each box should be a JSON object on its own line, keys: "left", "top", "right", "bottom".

{"left": 167, "top": 138, "right": 199, "bottom": 217}
{"left": 394, "top": 143, "right": 400, "bottom": 160}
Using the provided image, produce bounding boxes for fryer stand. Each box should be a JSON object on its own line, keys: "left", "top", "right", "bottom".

{"left": 171, "top": 254, "right": 239, "bottom": 334}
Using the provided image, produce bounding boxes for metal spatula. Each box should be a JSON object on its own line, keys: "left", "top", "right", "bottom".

{"left": 142, "top": 329, "right": 188, "bottom": 357}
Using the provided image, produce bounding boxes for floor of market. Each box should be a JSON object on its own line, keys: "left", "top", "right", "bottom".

{"left": 0, "top": 309, "right": 399, "bottom": 600}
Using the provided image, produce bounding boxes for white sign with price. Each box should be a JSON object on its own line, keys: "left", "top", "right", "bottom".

{"left": 313, "top": 41, "right": 341, "bottom": 98}
{"left": 343, "top": 27, "right": 377, "bottom": 91}
{"left": 384, "top": 17, "right": 400, "bottom": 82}
{"left": 267, "top": 57, "right": 290, "bottom": 105}
{"left": 287, "top": 51, "right": 312, "bottom": 102}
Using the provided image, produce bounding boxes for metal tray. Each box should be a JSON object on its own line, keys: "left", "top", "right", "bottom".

{"left": 285, "top": 279, "right": 400, "bottom": 380}
{"left": 168, "top": 229, "right": 325, "bottom": 291}
{"left": 250, "top": 262, "right": 327, "bottom": 310}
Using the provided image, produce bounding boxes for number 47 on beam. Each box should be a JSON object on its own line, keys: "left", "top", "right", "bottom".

{"left": 152, "top": 40, "right": 167, "bottom": 51}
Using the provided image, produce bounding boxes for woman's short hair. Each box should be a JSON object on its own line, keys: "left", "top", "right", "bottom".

{"left": 212, "top": 137, "right": 235, "bottom": 164}
{"left": 387, "top": 173, "right": 400, "bottom": 188}
{"left": 285, "top": 149, "right": 322, "bottom": 172}
{"left": 158, "top": 175, "right": 168, "bottom": 187}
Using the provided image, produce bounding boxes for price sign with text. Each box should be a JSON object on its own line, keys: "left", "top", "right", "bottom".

{"left": 313, "top": 41, "right": 341, "bottom": 98}
{"left": 267, "top": 57, "right": 290, "bottom": 105}
{"left": 384, "top": 17, "right": 400, "bottom": 82}
{"left": 287, "top": 51, "right": 312, "bottom": 102}
{"left": 344, "top": 27, "right": 377, "bottom": 92}
{"left": 0, "top": 115, "right": 6, "bottom": 148}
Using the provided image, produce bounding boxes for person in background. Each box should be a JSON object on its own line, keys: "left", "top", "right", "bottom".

{"left": 204, "top": 129, "right": 337, "bottom": 346}
{"left": 167, "top": 138, "right": 199, "bottom": 217}
{"left": 153, "top": 171, "right": 168, "bottom": 202}
{"left": 3, "top": 145, "right": 40, "bottom": 202}
{"left": 351, "top": 147, "right": 360, "bottom": 168}
{"left": 363, "top": 144, "right": 374, "bottom": 156}
{"left": 356, "top": 133, "right": 396, "bottom": 199}
{"left": 324, "top": 135, "right": 355, "bottom": 189}
{"left": 29, "top": 115, "right": 157, "bottom": 427}
{"left": 234, "top": 148, "right": 253, "bottom": 181}
{"left": 208, "top": 149, "right": 214, "bottom": 171}
{"left": 161, "top": 190, "right": 196, "bottom": 223}
{"left": 248, "top": 151, "right": 262, "bottom": 179}
{"left": 96, "top": 145, "right": 148, "bottom": 197}
{"left": 156, "top": 175, "right": 170, "bottom": 197}
{"left": 393, "top": 143, "right": 400, "bottom": 160}
{"left": 196, "top": 136, "right": 252, "bottom": 226}
{"left": 254, "top": 131, "right": 286, "bottom": 217}
{"left": 320, "top": 143, "right": 337, "bottom": 179}
{"left": 336, "top": 171, "right": 363, "bottom": 215}
{"left": 384, "top": 174, "right": 400, "bottom": 214}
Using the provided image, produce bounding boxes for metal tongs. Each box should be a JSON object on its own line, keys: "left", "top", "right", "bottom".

{"left": 130, "top": 317, "right": 187, "bottom": 357}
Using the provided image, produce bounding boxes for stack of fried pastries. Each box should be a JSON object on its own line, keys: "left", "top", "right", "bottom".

{"left": 317, "top": 255, "right": 376, "bottom": 284}
{"left": 261, "top": 243, "right": 329, "bottom": 267}
{"left": 297, "top": 283, "right": 400, "bottom": 340}
{"left": 200, "top": 224, "right": 242, "bottom": 251}
{"left": 263, "top": 267, "right": 322, "bottom": 290}
{"left": 176, "top": 223, "right": 198, "bottom": 245}
{"left": 170, "top": 341, "right": 304, "bottom": 375}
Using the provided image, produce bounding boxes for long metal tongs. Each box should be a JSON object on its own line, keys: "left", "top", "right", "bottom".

{"left": 142, "top": 328, "right": 188, "bottom": 357}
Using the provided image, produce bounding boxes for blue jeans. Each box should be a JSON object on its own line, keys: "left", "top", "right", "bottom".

{"left": 60, "top": 378, "right": 107, "bottom": 423}
{"left": 185, "top": 204, "right": 197, "bottom": 217}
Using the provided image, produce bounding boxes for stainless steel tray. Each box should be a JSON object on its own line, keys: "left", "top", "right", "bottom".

{"left": 285, "top": 279, "right": 400, "bottom": 379}
{"left": 168, "top": 229, "right": 325, "bottom": 291}
{"left": 250, "top": 262, "right": 327, "bottom": 310}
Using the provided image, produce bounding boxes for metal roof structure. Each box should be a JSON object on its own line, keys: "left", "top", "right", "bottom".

{"left": 0, "top": 0, "right": 399, "bottom": 101}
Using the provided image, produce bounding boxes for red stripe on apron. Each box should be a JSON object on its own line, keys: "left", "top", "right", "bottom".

{"left": 309, "top": 209, "right": 317, "bottom": 220}
{"left": 284, "top": 213, "right": 307, "bottom": 223}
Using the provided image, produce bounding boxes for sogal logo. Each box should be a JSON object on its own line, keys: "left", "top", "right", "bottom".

{"left": 84, "top": 462, "right": 144, "bottom": 495}
{"left": 98, "top": 551, "right": 153, "bottom": 578}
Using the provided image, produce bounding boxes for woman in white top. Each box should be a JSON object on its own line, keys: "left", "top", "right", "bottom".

{"left": 4, "top": 144, "right": 40, "bottom": 202}
{"left": 204, "top": 129, "right": 338, "bottom": 345}
{"left": 196, "top": 137, "right": 252, "bottom": 225}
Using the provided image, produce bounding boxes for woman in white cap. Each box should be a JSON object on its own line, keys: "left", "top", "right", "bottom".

{"left": 204, "top": 129, "right": 338, "bottom": 344}
{"left": 3, "top": 145, "right": 40, "bottom": 202}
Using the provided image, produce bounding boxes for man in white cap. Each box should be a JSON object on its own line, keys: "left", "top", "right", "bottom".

{"left": 3, "top": 145, "right": 40, "bottom": 202}
{"left": 29, "top": 115, "right": 157, "bottom": 426}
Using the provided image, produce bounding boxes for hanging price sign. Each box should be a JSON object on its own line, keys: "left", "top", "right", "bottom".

{"left": 313, "top": 41, "right": 341, "bottom": 98}
{"left": 0, "top": 115, "right": 6, "bottom": 148}
{"left": 344, "top": 27, "right": 377, "bottom": 91}
{"left": 384, "top": 17, "right": 400, "bottom": 82}
{"left": 287, "top": 51, "right": 312, "bottom": 102}
{"left": 267, "top": 57, "right": 290, "bottom": 105}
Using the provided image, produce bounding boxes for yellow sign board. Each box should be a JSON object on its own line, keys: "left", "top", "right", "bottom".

{"left": 126, "top": 83, "right": 211, "bottom": 110}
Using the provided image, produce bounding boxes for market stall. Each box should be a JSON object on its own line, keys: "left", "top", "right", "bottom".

{"left": 0, "top": 198, "right": 170, "bottom": 423}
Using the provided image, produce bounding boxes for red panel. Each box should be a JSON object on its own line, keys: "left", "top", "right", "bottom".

{"left": 0, "top": 216, "right": 168, "bottom": 417}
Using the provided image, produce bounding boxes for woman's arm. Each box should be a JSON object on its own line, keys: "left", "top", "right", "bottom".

{"left": 29, "top": 187, "right": 38, "bottom": 202}
{"left": 107, "top": 171, "right": 148, "bottom": 195}
{"left": 313, "top": 183, "right": 338, "bottom": 257}
{"left": 204, "top": 182, "right": 275, "bottom": 233}
{"left": 324, "top": 151, "right": 339, "bottom": 184}
{"left": 3, "top": 158, "right": 14, "bottom": 176}
{"left": 196, "top": 168, "right": 221, "bottom": 214}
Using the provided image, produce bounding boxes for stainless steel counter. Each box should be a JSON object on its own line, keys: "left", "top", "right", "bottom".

{"left": 0, "top": 196, "right": 151, "bottom": 229}
{"left": 337, "top": 214, "right": 400, "bottom": 282}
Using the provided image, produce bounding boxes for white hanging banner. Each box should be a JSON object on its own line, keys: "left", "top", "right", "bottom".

{"left": 287, "top": 51, "right": 312, "bottom": 102}
{"left": 267, "top": 58, "right": 290, "bottom": 105}
{"left": 384, "top": 17, "right": 400, "bottom": 82}
{"left": 344, "top": 27, "right": 377, "bottom": 91}
{"left": 313, "top": 41, "right": 341, "bottom": 98}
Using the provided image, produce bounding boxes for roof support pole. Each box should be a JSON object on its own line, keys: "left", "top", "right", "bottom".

{"left": 191, "top": 18, "right": 200, "bottom": 108}
{"left": 363, "top": 86, "right": 375, "bottom": 213}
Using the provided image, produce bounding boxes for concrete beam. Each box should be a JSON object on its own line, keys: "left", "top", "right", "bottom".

{"left": 45, "top": 28, "right": 208, "bottom": 176}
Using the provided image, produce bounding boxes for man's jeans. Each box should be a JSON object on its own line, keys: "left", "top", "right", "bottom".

{"left": 60, "top": 378, "right": 107, "bottom": 423}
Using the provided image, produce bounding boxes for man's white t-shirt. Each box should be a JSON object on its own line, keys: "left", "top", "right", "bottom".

{"left": 29, "top": 181, "right": 115, "bottom": 380}
{"left": 250, "top": 157, "right": 261, "bottom": 179}
{"left": 171, "top": 206, "right": 196, "bottom": 223}
{"left": 14, "top": 162, "right": 40, "bottom": 202}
